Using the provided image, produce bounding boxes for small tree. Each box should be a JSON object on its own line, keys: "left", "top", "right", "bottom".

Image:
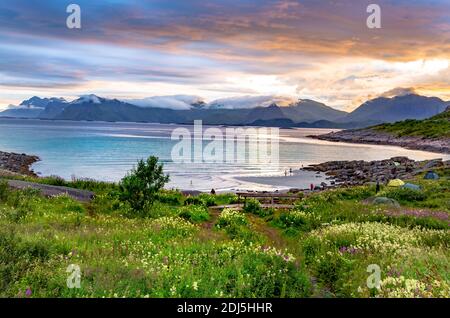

{"left": 119, "top": 156, "right": 169, "bottom": 212}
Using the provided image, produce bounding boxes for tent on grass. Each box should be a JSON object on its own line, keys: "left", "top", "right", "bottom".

{"left": 401, "top": 183, "right": 422, "bottom": 191}
{"left": 387, "top": 179, "right": 405, "bottom": 187}
{"left": 424, "top": 171, "right": 440, "bottom": 180}
{"left": 373, "top": 197, "right": 400, "bottom": 208}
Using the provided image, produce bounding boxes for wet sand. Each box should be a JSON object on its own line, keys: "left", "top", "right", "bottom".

{"left": 232, "top": 169, "right": 330, "bottom": 192}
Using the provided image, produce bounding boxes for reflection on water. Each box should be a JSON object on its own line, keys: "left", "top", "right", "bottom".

{"left": 0, "top": 118, "right": 447, "bottom": 191}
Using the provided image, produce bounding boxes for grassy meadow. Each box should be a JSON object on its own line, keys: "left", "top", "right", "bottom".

{"left": 0, "top": 168, "right": 449, "bottom": 298}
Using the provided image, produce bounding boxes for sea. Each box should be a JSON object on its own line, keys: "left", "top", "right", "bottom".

{"left": 0, "top": 118, "right": 448, "bottom": 191}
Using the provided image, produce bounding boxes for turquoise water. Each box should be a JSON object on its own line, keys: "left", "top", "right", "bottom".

{"left": 0, "top": 118, "right": 447, "bottom": 191}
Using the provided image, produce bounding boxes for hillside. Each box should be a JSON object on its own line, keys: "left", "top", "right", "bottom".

{"left": 373, "top": 106, "right": 450, "bottom": 138}
{"left": 315, "top": 107, "right": 450, "bottom": 154}
{"left": 0, "top": 161, "right": 449, "bottom": 298}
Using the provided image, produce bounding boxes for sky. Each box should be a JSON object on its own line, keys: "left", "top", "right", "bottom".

{"left": 0, "top": 0, "right": 449, "bottom": 111}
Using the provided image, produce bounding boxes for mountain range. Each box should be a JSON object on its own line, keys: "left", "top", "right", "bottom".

{"left": 1, "top": 94, "right": 449, "bottom": 129}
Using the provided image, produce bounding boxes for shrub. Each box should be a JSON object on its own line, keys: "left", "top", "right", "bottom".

{"left": 385, "top": 188, "right": 427, "bottom": 202}
{"left": 0, "top": 180, "right": 8, "bottom": 202}
{"left": 220, "top": 193, "right": 239, "bottom": 204}
{"left": 118, "top": 156, "right": 169, "bottom": 213}
{"left": 274, "top": 211, "right": 321, "bottom": 232}
{"left": 156, "top": 190, "right": 183, "bottom": 205}
{"left": 184, "top": 196, "right": 203, "bottom": 206}
{"left": 198, "top": 194, "right": 216, "bottom": 207}
{"left": 69, "top": 177, "right": 116, "bottom": 192}
{"left": 178, "top": 205, "right": 210, "bottom": 223}
{"left": 259, "top": 207, "right": 275, "bottom": 218}
{"left": 183, "top": 194, "right": 217, "bottom": 207}
{"left": 216, "top": 208, "right": 248, "bottom": 228}
{"left": 243, "top": 198, "right": 262, "bottom": 215}
{"left": 315, "top": 252, "right": 344, "bottom": 288}
{"left": 41, "top": 175, "right": 67, "bottom": 187}
{"left": 215, "top": 208, "right": 259, "bottom": 241}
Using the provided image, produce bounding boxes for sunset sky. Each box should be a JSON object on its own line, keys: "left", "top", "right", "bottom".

{"left": 0, "top": 0, "right": 449, "bottom": 111}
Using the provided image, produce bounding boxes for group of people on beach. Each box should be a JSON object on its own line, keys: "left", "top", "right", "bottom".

{"left": 284, "top": 168, "right": 294, "bottom": 177}
{"left": 284, "top": 164, "right": 304, "bottom": 177}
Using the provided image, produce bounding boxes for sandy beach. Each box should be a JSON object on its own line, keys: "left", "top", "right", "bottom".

{"left": 232, "top": 169, "right": 330, "bottom": 191}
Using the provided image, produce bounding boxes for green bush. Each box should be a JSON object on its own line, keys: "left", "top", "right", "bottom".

{"left": 184, "top": 196, "right": 203, "bottom": 206}
{"left": 274, "top": 211, "right": 319, "bottom": 232}
{"left": 243, "top": 198, "right": 262, "bottom": 214}
{"left": 198, "top": 194, "right": 216, "bottom": 207}
{"left": 315, "top": 253, "right": 344, "bottom": 289}
{"left": 215, "top": 208, "right": 261, "bottom": 241}
{"left": 385, "top": 188, "right": 427, "bottom": 202}
{"left": 216, "top": 209, "right": 248, "bottom": 228}
{"left": 259, "top": 207, "right": 275, "bottom": 218}
{"left": 183, "top": 194, "right": 217, "bottom": 207}
{"left": 41, "top": 175, "right": 67, "bottom": 187}
{"left": 178, "top": 205, "right": 210, "bottom": 223}
{"left": 156, "top": 190, "right": 183, "bottom": 205}
{"left": 0, "top": 180, "right": 8, "bottom": 202}
{"left": 220, "top": 193, "right": 240, "bottom": 204}
{"left": 118, "top": 156, "right": 169, "bottom": 213}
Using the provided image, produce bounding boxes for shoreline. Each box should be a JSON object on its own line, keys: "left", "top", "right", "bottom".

{"left": 4, "top": 148, "right": 447, "bottom": 195}
{"left": 310, "top": 129, "right": 450, "bottom": 155}
{"left": 0, "top": 151, "right": 40, "bottom": 177}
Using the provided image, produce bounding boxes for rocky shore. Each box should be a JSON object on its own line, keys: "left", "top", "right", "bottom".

{"left": 313, "top": 129, "right": 450, "bottom": 154}
{"left": 303, "top": 156, "right": 449, "bottom": 186}
{"left": 0, "top": 151, "right": 40, "bottom": 176}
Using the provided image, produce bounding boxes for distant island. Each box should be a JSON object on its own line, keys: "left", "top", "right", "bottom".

{"left": 1, "top": 93, "right": 449, "bottom": 129}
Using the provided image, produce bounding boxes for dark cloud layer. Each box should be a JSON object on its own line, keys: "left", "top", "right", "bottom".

{"left": 0, "top": 0, "right": 449, "bottom": 108}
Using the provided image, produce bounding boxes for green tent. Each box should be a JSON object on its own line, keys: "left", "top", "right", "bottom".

{"left": 373, "top": 197, "right": 400, "bottom": 208}
{"left": 424, "top": 171, "right": 439, "bottom": 180}
{"left": 402, "top": 183, "right": 421, "bottom": 191}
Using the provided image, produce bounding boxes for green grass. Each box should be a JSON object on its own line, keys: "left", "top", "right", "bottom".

{"left": 0, "top": 169, "right": 448, "bottom": 298}
{"left": 373, "top": 108, "right": 450, "bottom": 138}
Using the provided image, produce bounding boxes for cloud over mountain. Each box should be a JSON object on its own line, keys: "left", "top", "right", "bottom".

{"left": 380, "top": 87, "right": 417, "bottom": 98}
{"left": 124, "top": 95, "right": 204, "bottom": 110}
{"left": 207, "top": 95, "right": 295, "bottom": 109}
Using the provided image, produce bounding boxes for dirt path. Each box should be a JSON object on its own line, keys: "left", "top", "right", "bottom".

{"left": 4, "top": 179, "right": 94, "bottom": 202}
{"left": 208, "top": 205, "right": 291, "bottom": 250}
{"left": 247, "top": 214, "right": 290, "bottom": 249}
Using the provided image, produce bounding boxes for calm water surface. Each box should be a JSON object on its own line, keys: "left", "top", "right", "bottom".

{"left": 0, "top": 118, "right": 447, "bottom": 191}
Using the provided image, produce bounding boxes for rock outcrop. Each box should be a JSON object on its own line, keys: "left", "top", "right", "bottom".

{"left": 304, "top": 157, "right": 449, "bottom": 186}
{"left": 313, "top": 129, "right": 450, "bottom": 154}
{"left": 0, "top": 151, "right": 40, "bottom": 176}
{"left": 313, "top": 106, "right": 450, "bottom": 154}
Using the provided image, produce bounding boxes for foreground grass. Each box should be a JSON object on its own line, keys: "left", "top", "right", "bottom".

{"left": 0, "top": 169, "right": 448, "bottom": 298}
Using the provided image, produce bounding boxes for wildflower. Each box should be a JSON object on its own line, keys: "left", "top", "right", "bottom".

{"left": 25, "top": 288, "right": 32, "bottom": 297}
